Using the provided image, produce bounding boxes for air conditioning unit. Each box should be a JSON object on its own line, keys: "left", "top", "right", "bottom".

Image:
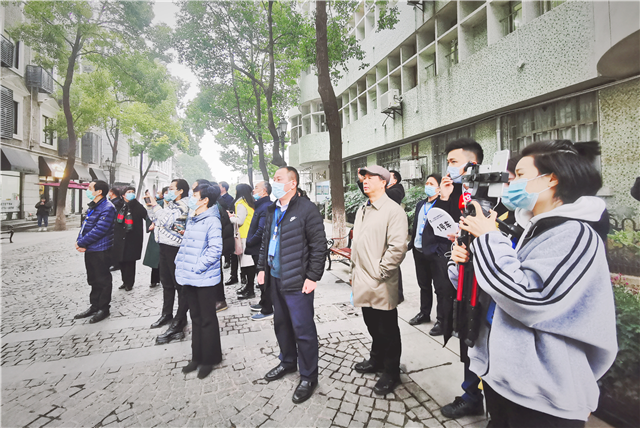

{"left": 380, "top": 89, "right": 401, "bottom": 113}
{"left": 400, "top": 159, "right": 422, "bottom": 180}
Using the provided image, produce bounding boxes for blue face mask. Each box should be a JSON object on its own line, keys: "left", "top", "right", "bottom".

{"left": 253, "top": 193, "right": 261, "bottom": 201}
{"left": 86, "top": 189, "right": 96, "bottom": 201}
{"left": 188, "top": 189, "right": 194, "bottom": 198}
{"left": 188, "top": 196, "right": 200, "bottom": 211}
{"left": 272, "top": 181, "right": 292, "bottom": 199}
{"left": 125, "top": 193, "right": 135, "bottom": 201}
{"left": 447, "top": 165, "right": 463, "bottom": 184}
{"left": 502, "top": 175, "right": 551, "bottom": 211}
{"left": 424, "top": 185, "right": 438, "bottom": 197}
{"left": 164, "top": 190, "right": 177, "bottom": 202}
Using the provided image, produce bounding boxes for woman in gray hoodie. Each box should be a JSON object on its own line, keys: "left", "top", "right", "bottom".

{"left": 449, "top": 140, "right": 617, "bottom": 427}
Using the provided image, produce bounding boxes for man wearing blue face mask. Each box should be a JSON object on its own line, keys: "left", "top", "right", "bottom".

{"left": 112, "top": 187, "right": 148, "bottom": 292}
{"left": 407, "top": 173, "right": 453, "bottom": 336}
{"left": 435, "top": 138, "right": 487, "bottom": 420}
{"left": 257, "top": 166, "right": 327, "bottom": 404}
{"left": 75, "top": 180, "right": 117, "bottom": 323}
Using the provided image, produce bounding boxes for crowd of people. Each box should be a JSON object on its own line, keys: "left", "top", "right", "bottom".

{"left": 71, "top": 138, "right": 619, "bottom": 426}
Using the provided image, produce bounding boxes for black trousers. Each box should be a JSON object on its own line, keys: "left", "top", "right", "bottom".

{"left": 413, "top": 249, "right": 452, "bottom": 322}
{"left": 252, "top": 255, "right": 273, "bottom": 314}
{"left": 151, "top": 267, "right": 160, "bottom": 284}
{"left": 184, "top": 285, "right": 222, "bottom": 365}
{"left": 362, "top": 306, "right": 401, "bottom": 377}
{"left": 84, "top": 250, "right": 113, "bottom": 311}
{"left": 159, "top": 244, "right": 188, "bottom": 322}
{"left": 214, "top": 258, "right": 225, "bottom": 303}
{"left": 230, "top": 253, "right": 239, "bottom": 280}
{"left": 271, "top": 277, "right": 318, "bottom": 381}
{"left": 484, "top": 382, "right": 585, "bottom": 428}
{"left": 120, "top": 260, "right": 136, "bottom": 288}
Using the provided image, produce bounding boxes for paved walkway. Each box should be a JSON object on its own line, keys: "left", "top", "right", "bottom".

{"left": 1, "top": 227, "right": 610, "bottom": 427}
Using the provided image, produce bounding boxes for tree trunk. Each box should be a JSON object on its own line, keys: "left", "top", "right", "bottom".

{"left": 316, "top": 0, "right": 346, "bottom": 246}
{"left": 137, "top": 152, "right": 153, "bottom": 198}
{"left": 247, "top": 145, "right": 254, "bottom": 188}
{"left": 110, "top": 124, "right": 119, "bottom": 186}
{"left": 257, "top": 137, "right": 269, "bottom": 182}
{"left": 55, "top": 31, "right": 83, "bottom": 231}
{"left": 266, "top": 0, "right": 286, "bottom": 167}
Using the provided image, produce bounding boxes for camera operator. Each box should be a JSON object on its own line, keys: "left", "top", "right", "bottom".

{"left": 437, "top": 138, "right": 487, "bottom": 419}
{"left": 449, "top": 140, "right": 617, "bottom": 427}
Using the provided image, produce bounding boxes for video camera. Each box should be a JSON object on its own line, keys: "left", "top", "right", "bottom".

{"left": 460, "top": 150, "right": 510, "bottom": 216}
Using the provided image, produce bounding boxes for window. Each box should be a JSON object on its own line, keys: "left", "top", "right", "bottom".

{"left": 540, "top": 0, "right": 565, "bottom": 14}
{"left": 377, "top": 147, "right": 400, "bottom": 172}
{"left": 0, "top": 86, "right": 13, "bottom": 138}
{"left": 13, "top": 101, "right": 18, "bottom": 135}
{"left": 432, "top": 126, "right": 476, "bottom": 174}
{"left": 42, "top": 116, "right": 55, "bottom": 146}
{"left": 503, "top": 2, "right": 522, "bottom": 35}
{"left": 501, "top": 93, "right": 598, "bottom": 155}
{"left": 12, "top": 41, "right": 19, "bottom": 69}
{"left": 446, "top": 39, "right": 459, "bottom": 67}
{"left": 348, "top": 156, "right": 368, "bottom": 185}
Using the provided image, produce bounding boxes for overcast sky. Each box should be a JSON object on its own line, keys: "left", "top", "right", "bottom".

{"left": 152, "top": 0, "right": 239, "bottom": 183}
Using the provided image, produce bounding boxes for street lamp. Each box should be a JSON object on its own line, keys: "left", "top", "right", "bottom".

{"left": 277, "top": 118, "right": 288, "bottom": 162}
{"left": 104, "top": 158, "right": 116, "bottom": 186}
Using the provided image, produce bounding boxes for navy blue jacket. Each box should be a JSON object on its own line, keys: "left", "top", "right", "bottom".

{"left": 407, "top": 197, "right": 450, "bottom": 256}
{"left": 257, "top": 194, "right": 326, "bottom": 293}
{"left": 77, "top": 197, "right": 116, "bottom": 252}
{"left": 245, "top": 196, "right": 271, "bottom": 256}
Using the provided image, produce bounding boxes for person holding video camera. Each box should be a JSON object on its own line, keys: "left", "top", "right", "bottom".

{"left": 449, "top": 140, "right": 617, "bottom": 427}
{"left": 436, "top": 138, "right": 487, "bottom": 419}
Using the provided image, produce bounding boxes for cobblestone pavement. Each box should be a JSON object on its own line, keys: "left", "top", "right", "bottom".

{"left": 2, "top": 230, "right": 488, "bottom": 427}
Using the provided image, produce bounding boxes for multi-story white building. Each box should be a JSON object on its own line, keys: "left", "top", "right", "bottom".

{"left": 289, "top": 0, "right": 639, "bottom": 222}
{"left": 0, "top": 4, "right": 108, "bottom": 221}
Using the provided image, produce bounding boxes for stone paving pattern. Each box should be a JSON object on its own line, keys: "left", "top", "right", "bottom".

{"left": 1, "top": 230, "right": 485, "bottom": 427}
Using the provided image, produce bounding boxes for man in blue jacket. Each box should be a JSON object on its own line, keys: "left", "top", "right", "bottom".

{"left": 75, "top": 180, "right": 117, "bottom": 324}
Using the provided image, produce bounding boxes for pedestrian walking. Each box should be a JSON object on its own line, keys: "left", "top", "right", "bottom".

{"left": 350, "top": 165, "right": 408, "bottom": 396}
{"left": 74, "top": 180, "right": 117, "bottom": 324}
{"left": 35, "top": 197, "right": 52, "bottom": 231}
{"left": 449, "top": 140, "right": 616, "bottom": 426}
{"left": 218, "top": 181, "right": 235, "bottom": 269}
{"left": 257, "top": 166, "right": 327, "bottom": 404}
{"left": 176, "top": 184, "right": 224, "bottom": 380}
{"left": 407, "top": 173, "right": 453, "bottom": 336}
{"left": 145, "top": 179, "right": 190, "bottom": 343}
{"left": 230, "top": 183, "right": 256, "bottom": 299}
{"left": 246, "top": 181, "right": 274, "bottom": 320}
{"left": 112, "top": 187, "right": 147, "bottom": 291}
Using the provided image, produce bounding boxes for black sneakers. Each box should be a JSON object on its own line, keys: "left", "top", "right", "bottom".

{"left": 440, "top": 396, "right": 484, "bottom": 419}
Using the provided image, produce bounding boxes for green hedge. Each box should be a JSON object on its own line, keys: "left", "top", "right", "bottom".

{"left": 596, "top": 278, "right": 640, "bottom": 427}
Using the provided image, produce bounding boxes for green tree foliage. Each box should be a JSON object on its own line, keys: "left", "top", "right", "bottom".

{"left": 7, "top": 0, "right": 157, "bottom": 230}
{"left": 173, "top": 153, "right": 214, "bottom": 187}
{"left": 174, "top": 0, "right": 306, "bottom": 174}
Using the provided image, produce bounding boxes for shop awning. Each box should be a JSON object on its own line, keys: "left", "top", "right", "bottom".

{"left": 72, "top": 163, "right": 92, "bottom": 181}
{"left": 89, "top": 167, "right": 108, "bottom": 182}
{"left": 1, "top": 146, "right": 38, "bottom": 174}
{"left": 39, "top": 156, "right": 65, "bottom": 178}
{"left": 36, "top": 180, "right": 89, "bottom": 190}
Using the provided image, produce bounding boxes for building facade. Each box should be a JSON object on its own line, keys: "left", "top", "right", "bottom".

{"left": 288, "top": 0, "right": 640, "bottom": 223}
{"left": 0, "top": 5, "right": 107, "bottom": 221}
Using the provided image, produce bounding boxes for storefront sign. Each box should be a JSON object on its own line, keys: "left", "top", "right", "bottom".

{"left": 1, "top": 200, "right": 20, "bottom": 213}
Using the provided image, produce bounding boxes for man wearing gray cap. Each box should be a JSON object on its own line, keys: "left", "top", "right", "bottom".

{"left": 350, "top": 165, "right": 408, "bottom": 395}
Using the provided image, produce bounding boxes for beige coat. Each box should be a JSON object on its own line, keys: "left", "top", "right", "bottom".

{"left": 351, "top": 193, "right": 408, "bottom": 310}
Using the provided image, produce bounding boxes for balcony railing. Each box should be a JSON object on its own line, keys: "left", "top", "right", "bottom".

{"left": 26, "top": 65, "right": 54, "bottom": 94}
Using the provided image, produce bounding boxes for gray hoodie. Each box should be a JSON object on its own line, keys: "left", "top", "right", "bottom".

{"left": 449, "top": 196, "right": 617, "bottom": 421}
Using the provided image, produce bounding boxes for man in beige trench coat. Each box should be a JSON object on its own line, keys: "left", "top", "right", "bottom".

{"left": 350, "top": 165, "right": 408, "bottom": 396}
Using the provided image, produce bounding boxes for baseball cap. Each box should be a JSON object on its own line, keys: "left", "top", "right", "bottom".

{"left": 359, "top": 165, "right": 390, "bottom": 184}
